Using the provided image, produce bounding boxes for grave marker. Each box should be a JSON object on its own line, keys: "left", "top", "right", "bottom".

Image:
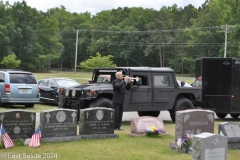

{"left": 79, "top": 107, "right": 115, "bottom": 134}
{"left": 40, "top": 109, "right": 77, "bottom": 138}
{"left": 0, "top": 110, "right": 36, "bottom": 139}
{"left": 219, "top": 122, "right": 240, "bottom": 149}
{"left": 175, "top": 109, "right": 214, "bottom": 141}
{"left": 131, "top": 116, "right": 166, "bottom": 135}
{"left": 192, "top": 132, "right": 228, "bottom": 160}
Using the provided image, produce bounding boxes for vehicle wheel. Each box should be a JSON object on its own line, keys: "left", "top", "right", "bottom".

{"left": 170, "top": 98, "right": 194, "bottom": 123}
{"left": 138, "top": 111, "right": 160, "bottom": 117}
{"left": 89, "top": 98, "right": 113, "bottom": 108}
{"left": 230, "top": 114, "right": 240, "bottom": 119}
{"left": 25, "top": 103, "right": 34, "bottom": 108}
{"left": 216, "top": 113, "right": 227, "bottom": 119}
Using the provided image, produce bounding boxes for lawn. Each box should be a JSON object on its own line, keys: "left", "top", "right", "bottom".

{"left": 0, "top": 120, "right": 240, "bottom": 160}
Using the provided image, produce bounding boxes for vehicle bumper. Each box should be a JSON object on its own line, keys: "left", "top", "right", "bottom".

{"left": 1, "top": 94, "right": 40, "bottom": 103}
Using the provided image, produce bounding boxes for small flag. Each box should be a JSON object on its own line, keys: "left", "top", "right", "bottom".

{"left": 29, "top": 125, "right": 41, "bottom": 147}
{"left": 0, "top": 124, "right": 14, "bottom": 148}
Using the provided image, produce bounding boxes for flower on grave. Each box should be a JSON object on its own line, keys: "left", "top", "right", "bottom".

{"left": 145, "top": 126, "right": 162, "bottom": 137}
{"left": 177, "top": 133, "right": 193, "bottom": 148}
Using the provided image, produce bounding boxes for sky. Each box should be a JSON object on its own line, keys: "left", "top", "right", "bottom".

{"left": 4, "top": 0, "right": 206, "bottom": 15}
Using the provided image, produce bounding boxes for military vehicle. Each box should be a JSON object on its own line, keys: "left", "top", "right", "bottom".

{"left": 195, "top": 57, "right": 240, "bottom": 119}
{"left": 57, "top": 67, "right": 202, "bottom": 122}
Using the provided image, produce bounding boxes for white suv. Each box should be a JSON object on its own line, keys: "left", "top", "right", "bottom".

{"left": 0, "top": 69, "right": 40, "bottom": 108}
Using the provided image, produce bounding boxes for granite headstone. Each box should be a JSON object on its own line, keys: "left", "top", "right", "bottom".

{"left": 0, "top": 110, "right": 36, "bottom": 139}
{"left": 131, "top": 116, "right": 166, "bottom": 135}
{"left": 219, "top": 122, "right": 240, "bottom": 149}
{"left": 40, "top": 109, "right": 77, "bottom": 138}
{"left": 79, "top": 107, "right": 115, "bottom": 134}
{"left": 192, "top": 132, "right": 228, "bottom": 160}
{"left": 175, "top": 109, "right": 214, "bottom": 141}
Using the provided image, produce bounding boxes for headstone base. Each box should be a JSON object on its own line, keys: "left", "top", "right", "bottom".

{"left": 41, "top": 134, "right": 119, "bottom": 143}
{"left": 228, "top": 139, "right": 240, "bottom": 150}
{"left": 130, "top": 132, "right": 170, "bottom": 137}
{"left": 169, "top": 142, "right": 190, "bottom": 154}
{"left": 169, "top": 142, "right": 181, "bottom": 152}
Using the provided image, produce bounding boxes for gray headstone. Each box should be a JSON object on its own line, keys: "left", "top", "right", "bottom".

{"left": 40, "top": 109, "right": 77, "bottom": 138}
{"left": 175, "top": 109, "right": 214, "bottom": 141}
{"left": 219, "top": 122, "right": 240, "bottom": 139}
{"left": 131, "top": 116, "right": 166, "bottom": 134}
{"left": 0, "top": 110, "right": 36, "bottom": 139}
{"left": 218, "top": 122, "right": 240, "bottom": 149}
{"left": 192, "top": 132, "right": 228, "bottom": 160}
{"left": 79, "top": 107, "right": 115, "bottom": 134}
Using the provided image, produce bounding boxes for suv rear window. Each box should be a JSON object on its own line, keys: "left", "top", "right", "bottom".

{"left": 0, "top": 73, "right": 4, "bottom": 83}
{"left": 10, "top": 73, "right": 37, "bottom": 84}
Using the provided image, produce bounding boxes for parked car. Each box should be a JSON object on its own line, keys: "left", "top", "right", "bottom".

{"left": 38, "top": 78, "right": 80, "bottom": 105}
{"left": 177, "top": 80, "right": 192, "bottom": 87}
{"left": 0, "top": 69, "right": 40, "bottom": 108}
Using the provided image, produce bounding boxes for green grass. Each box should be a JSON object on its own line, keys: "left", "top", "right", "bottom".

{"left": 35, "top": 71, "right": 92, "bottom": 83}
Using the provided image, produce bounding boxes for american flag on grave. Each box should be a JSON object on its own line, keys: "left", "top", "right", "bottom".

{"left": 29, "top": 125, "right": 41, "bottom": 147}
{"left": 0, "top": 124, "right": 14, "bottom": 149}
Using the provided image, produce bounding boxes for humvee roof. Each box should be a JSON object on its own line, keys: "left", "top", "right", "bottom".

{"left": 95, "top": 67, "right": 174, "bottom": 72}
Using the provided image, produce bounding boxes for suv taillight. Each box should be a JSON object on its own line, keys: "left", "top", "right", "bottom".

{"left": 4, "top": 84, "right": 10, "bottom": 93}
{"left": 38, "top": 85, "right": 40, "bottom": 93}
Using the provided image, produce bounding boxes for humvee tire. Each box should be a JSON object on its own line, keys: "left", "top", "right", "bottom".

{"left": 216, "top": 113, "right": 227, "bottom": 119}
{"left": 230, "top": 114, "right": 240, "bottom": 119}
{"left": 216, "top": 113, "right": 227, "bottom": 118}
{"left": 169, "top": 98, "right": 194, "bottom": 123}
{"left": 89, "top": 98, "right": 113, "bottom": 108}
{"left": 137, "top": 111, "right": 160, "bottom": 117}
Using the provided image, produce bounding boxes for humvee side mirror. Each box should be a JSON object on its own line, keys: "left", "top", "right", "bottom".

{"left": 180, "top": 81, "right": 185, "bottom": 87}
{"left": 88, "top": 80, "right": 94, "bottom": 84}
{"left": 136, "top": 79, "right": 142, "bottom": 86}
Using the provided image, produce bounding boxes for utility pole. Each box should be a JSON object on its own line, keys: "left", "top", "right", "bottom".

{"left": 221, "top": 25, "right": 231, "bottom": 58}
{"left": 74, "top": 29, "right": 79, "bottom": 73}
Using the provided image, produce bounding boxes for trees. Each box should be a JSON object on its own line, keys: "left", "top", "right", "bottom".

{"left": 79, "top": 52, "right": 117, "bottom": 71}
{"left": 1, "top": 1, "right": 240, "bottom": 73}
{"left": 1, "top": 53, "right": 21, "bottom": 69}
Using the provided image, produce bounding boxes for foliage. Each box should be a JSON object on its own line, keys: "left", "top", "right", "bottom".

{"left": 79, "top": 52, "right": 117, "bottom": 71}
{"left": 177, "top": 133, "right": 193, "bottom": 148}
{"left": 0, "top": 141, "right": 4, "bottom": 149}
{"left": 0, "top": 1, "right": 240, "bottom": 73}
{"left": 16, "top": 138, "right": 24, "bottom": 146}
{"left": 145, "top": 126, "right": 162, "bottom": 137}
{"left": 0, "top": 53, "right": 21, "bottom": 68}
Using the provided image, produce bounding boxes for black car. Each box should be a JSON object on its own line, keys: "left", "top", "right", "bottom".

{"left": 38, "top": 78, "right": 80, "bottom": 105}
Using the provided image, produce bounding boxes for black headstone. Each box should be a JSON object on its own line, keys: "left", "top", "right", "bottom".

{"left": 40, "top": 109, "right": 77, "bottom": 138}
{"left": 79, "top": 107, "right": 115, "bottom": 135}
{"left": 0, "top": 110, "right": 36, "bottom": 139}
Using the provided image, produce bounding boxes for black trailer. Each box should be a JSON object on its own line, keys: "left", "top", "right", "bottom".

{"left": 195, "top": 57, "right": 240, "bottom": 119}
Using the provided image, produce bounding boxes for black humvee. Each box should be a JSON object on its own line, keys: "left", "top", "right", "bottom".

{"left": 58, "top": 67, "right": 202, "bottom": 122}
{"left": 195, "top": 57, "right": 240, "bottom": 119}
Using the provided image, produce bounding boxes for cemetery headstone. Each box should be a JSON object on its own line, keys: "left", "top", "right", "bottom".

{"left": 79, "top": 107, "right": 115, "bottom": 134}
{"left": 175, "top": 109, "right": 214, "bottom": 141}
{"left": 192, "top": 132, "right": 228, "bottom": 160}
{"left": 131, "top": 116, "right": 166, "bottom": 135}
{"left": 0, "top": 110, "right": 36, "bottom": 139}
{"left": 219, "top": 122, "right": 240, "bottom": 149}
{"left": 40, "top": 109, "right": 77, "bottom": 138}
